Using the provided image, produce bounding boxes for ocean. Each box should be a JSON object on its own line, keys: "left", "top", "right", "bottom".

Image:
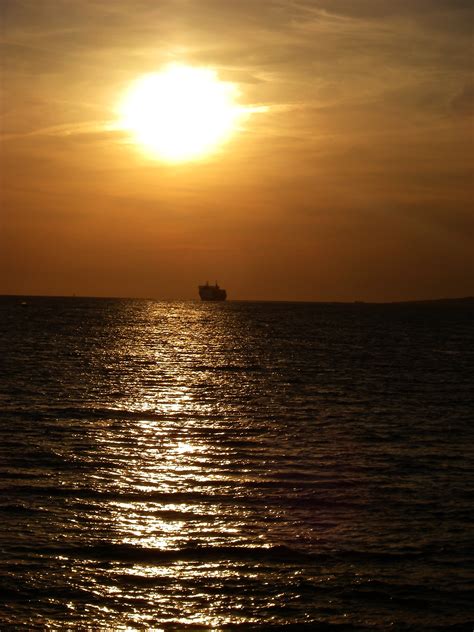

{"left": 0, "top": 296, "right": 473, "bottom": 630}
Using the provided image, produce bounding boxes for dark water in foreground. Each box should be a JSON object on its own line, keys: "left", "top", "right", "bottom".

{"left": 0, "top": 296, "right": 473, "bottom": 630}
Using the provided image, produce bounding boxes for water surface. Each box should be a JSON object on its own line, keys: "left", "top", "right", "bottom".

{"left": 0, "top": 297, "right": 473, "bottom": 629}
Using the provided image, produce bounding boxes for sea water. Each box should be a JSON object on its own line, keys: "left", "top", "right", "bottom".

{"left": 0, "top": 297, "right": 472, "bottom": 630}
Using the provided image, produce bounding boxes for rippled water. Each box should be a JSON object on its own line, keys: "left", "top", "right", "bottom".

{"left": 0, "top": 296, "right": 473, "bottom": 630}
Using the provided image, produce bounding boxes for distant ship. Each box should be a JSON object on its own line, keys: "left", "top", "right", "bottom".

{"left": 199, "top": 281, "right": 227, "bottom": 301}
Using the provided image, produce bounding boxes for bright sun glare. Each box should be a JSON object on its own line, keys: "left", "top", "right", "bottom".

{"left": 119, "top": 64, "right": 249, "bottom": 163}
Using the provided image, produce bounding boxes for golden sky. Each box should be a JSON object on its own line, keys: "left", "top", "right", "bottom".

{"left": 1, "top": 0, "right": 473, "bottom": 301}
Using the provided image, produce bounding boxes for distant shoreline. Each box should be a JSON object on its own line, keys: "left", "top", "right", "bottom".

{"left": 1, "top": 294, "right": 473, "bottom": 305}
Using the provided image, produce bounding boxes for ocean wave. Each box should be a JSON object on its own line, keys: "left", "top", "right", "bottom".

{"left": 48, "top": 542, "right": 318, "bottom": 564}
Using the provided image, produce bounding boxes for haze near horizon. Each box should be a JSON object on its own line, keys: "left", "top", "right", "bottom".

{"left": 1, "top": 0, "right": 473, "bottom": 302}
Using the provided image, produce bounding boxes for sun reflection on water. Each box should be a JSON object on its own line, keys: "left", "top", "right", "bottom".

{"left": 80, "top": 301, "right": 324, "bottom": 628}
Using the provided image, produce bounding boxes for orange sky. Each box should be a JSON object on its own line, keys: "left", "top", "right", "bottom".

{"left": 1, "top": 0, "right": 473, "bottom": 301}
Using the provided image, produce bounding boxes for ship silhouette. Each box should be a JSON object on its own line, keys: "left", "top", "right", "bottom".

{"left": 198, "top": 281, "right": 227, "bottom": 301}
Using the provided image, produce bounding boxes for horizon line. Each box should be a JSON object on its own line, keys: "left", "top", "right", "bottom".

{"left": 1, "top": 294, "right": 473, "bottom": 305}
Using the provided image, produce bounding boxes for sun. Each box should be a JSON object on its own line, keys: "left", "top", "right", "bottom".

{"left": 118, "top": 64, "right": 249, "bottom": 163}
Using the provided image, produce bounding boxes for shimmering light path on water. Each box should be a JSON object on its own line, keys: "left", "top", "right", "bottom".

{"left": 0, "top": 297, "right": 473, "bottom": 629}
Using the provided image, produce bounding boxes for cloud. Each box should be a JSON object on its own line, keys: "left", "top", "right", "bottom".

{"left": 451, "top": 82, "right": 474, "bottom": 116}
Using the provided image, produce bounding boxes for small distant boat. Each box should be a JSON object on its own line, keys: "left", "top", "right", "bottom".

{"left": 198, "top": 281, "right": 227, "bottom": 301}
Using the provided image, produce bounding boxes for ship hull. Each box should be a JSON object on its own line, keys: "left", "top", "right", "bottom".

{"left": 200, "top": 295, "right": 226, "bottom": 301}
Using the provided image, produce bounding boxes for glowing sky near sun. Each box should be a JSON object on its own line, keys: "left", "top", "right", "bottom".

{"left": 118, "top": 65, "right": 253, "bottom": 162}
